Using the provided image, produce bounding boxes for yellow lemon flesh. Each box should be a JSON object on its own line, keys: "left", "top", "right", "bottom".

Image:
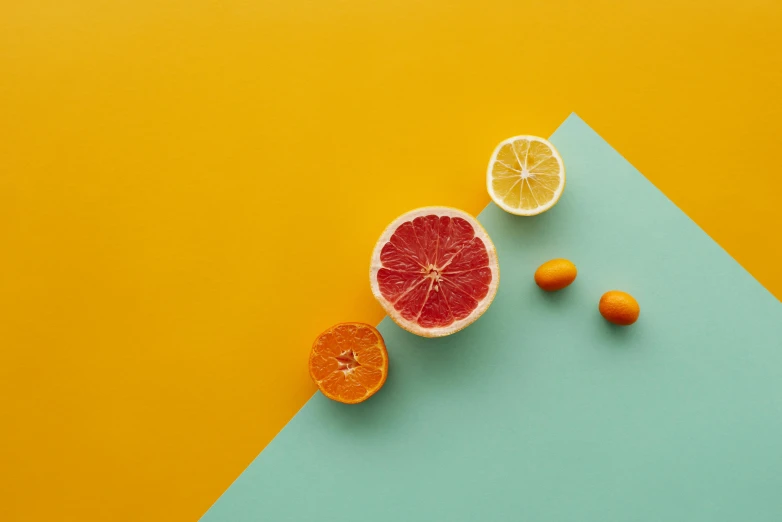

{"left": 487, "top": 136, "right": 565, "bottom": 216}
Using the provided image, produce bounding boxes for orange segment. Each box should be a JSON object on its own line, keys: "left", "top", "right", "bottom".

{"left": 308, "top": 323, "right": 389, "bottom": 404}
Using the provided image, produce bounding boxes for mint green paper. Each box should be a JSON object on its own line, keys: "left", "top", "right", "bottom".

{"left": 202, "top": 114, "right": 782, "bottom": 521}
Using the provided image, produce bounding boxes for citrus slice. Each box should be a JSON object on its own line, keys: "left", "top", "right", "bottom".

{"left": 309, "top": 322, "right": 389, "bottom": 404}
{"left": 487, "top": 135, "right": 565, "bottom": 216}
{"left": 370, "top": 207, "right": 499, "bottom": 337}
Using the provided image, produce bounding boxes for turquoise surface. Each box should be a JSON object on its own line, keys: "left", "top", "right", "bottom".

{"left": 202, "top": 114, "right": 782, "bottom": 521}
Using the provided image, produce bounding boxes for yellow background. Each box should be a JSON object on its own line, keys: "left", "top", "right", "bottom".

{"left": 1, "top": 0, "right": 780, "bottom": 520}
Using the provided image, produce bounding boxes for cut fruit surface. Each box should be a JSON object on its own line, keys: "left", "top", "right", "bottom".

{"left": 370, "top": 207, "right": 499, "bottom": 337}
{"left": 487, "top": 135, "right": 565, "bottom": 216}
{"left": 309, "top": 323, "right": 388, "bottom": 404}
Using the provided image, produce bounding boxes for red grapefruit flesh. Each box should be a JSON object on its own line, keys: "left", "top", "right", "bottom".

{"left": 370, "top": 207, "right": 499, "bottom": 337}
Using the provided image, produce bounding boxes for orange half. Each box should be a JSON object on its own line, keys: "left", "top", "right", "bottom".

{"left": 308, "top": 323, "right": 389, "bottom": 404}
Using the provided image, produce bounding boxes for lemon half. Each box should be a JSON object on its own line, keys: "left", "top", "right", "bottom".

{"left": 487, "top": 135, "right": 565, "bottom": 216}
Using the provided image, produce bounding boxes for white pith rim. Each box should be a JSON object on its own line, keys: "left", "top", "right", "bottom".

{"left": 369, "top": 207, "right": 500, "bottom": 338}
{"left": 486, "top": 135, "right": 566, "bottom": 216}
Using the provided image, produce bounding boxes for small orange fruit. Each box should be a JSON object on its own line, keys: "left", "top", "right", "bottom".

{"left": 309, "top": 322, "right": 389, "bottom": 404}
{"left": 534, "top": 258, "right": 577, "bottom": 291}
{"left": 599, "top": 291, "right": 640, "bottom": 325}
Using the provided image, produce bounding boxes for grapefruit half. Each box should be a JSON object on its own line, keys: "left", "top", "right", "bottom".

{"left": 370, "top": 207, "right": 499, "bottom": 337}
